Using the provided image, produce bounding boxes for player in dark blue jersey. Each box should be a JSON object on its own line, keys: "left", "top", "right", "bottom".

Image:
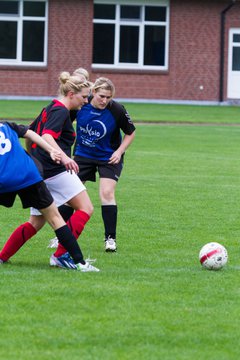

{"left": 54, "top": 77, "right": 136, "bottom": 253}
{"left": 0, "top": 122, "right": 43, "bottom": 193}
{"left": 0, "top": 122, "right": 90, "bottom": 271}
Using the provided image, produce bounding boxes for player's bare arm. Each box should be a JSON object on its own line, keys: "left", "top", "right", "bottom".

{"left": 42, "top": 133, "right": 79, "bottom": 173}
{"left": 108, "top": 131, "right": 135, "bottom": 164}
{"left": 24, "top": 129, "right": 61, "bottom": 163}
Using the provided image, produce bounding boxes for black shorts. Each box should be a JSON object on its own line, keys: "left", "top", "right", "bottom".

{"left": 0, "top": 181, "right": 54, "bottom": 209}
{"left": 74, "top": 155, "right": 124, "bottom": 182}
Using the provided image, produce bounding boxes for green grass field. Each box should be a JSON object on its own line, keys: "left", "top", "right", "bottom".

{"left": 0, "top": 99, "right": 240, "bottom": 123}
{"left": 1, "top": 103, "right": 240, "bottom": 359}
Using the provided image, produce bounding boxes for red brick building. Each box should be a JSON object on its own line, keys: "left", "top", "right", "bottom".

{"left": 0, "top": 0, "right": 240, "bottom": 103}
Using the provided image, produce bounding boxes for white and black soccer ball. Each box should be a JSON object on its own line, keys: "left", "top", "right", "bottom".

{"left": 199, "top": 242, "right": 228, "bottom": 270}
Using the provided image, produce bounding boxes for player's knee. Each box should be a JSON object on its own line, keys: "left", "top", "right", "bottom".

{"left": 100, "top": 189, "right": 115, "bottom": 203}
{"left": 74, "top": 203, "right": 94, "bottom": 217}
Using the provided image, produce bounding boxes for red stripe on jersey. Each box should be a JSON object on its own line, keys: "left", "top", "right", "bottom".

{"left": 42, "top": 108, "right": 47, "bottom": 123}
{"left": 200, "top": 249, "right": 219, "bottom": 264}
{"left": 52, "top": 99, "right": 65, "bottom": 108}
{"left": 42, "top": 129, "right": 61, "bottom": 139}
{"left": 31, "top": 109, "right": 48, "bottom": 148}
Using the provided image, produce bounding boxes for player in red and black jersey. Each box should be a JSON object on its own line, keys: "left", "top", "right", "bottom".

{"left": 30, "top": 99, "right": 77, "bottom": 179}
{"left": 0, "top": 72, "right": 99, "bottom": 272}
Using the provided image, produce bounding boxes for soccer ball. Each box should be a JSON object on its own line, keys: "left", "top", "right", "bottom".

{"left": 199, "top": 242, "right": 228, "bottom": 270}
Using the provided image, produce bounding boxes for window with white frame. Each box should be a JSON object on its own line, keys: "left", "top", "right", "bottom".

{"left": 0, "top": 0, "right": 48, "bottom": 66}
{"left": 93, "top": 0, "right": 169, "bottom": 70}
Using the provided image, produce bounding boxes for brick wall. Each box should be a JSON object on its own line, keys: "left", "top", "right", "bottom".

{"left": 0, "top": 0, "right": 239, "bottom": 102}
{"left": 169, "top": 0, "right": 222, "bottom": 101}
{"left": 91, "top": 0, "right": 240, "bottom": 102}
{"left": 0, "top": 0, "right": 94, "bottom": 98}
{"left": 47, "top": 0, "right": 93, "bottom": 95}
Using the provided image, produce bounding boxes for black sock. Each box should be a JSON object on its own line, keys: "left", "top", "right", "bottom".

{"left": 55, "top": 225, "right": 85, "bottom": 265}
{"left": 58, "top": 204, "right": 74, "bottom": 222}
{"left": 101, "top": 205, "right": 117, "bottom": 239}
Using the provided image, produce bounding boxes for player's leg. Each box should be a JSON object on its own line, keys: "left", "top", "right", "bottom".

{"left": 58, "top": 204, "right": 74, "bottom": 222}
{"left": 53, "top": 189, "right": 93, "bottom": 257}
{"left": 48, "top": 159, "right": 95, "bottom": 253}
{"left": 0, "top": 215, "right": 44, "bottom": 262}
{"left": 98, "top": 160, "right": 123, "bottom": 252}
{"left": 0, "top": 184, "right": 47, "bottom": 262}
{"left": 42, "top": 202, "right": 99, "bottom": 272}
{"left": 99, "top": 178, "right": 118, "bottom": 252}
{"left": 47, "top": 204, "right": 75, "bottom": 249}
{"left": 40, "top": 203, "right": 84, "bottom": 264}
{"left": 0, "top": 181, "right": 65, "bottom": 263}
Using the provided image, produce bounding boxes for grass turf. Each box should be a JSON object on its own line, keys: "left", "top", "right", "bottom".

{"left": 1, "top": 99, "right": 240, "bottom": 123}
{"left": 1, "top": 124, "right": 240, "bottom": 359}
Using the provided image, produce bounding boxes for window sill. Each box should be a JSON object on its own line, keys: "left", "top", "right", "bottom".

{"left": 0, "top": 65, "right": 48, "bottom": 71}
{"left": 91, "top": 67, "right": 169, "bottom": 75}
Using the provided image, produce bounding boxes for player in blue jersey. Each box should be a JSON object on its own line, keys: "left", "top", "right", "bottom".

{"left": 0, "top": 72, "right": 100, "bottom": 272}
{"left": 52, "top": 77, "right": 135, "bottom": 254}
{"left": 0, "top": 122, "right": 91, "bottom": 271}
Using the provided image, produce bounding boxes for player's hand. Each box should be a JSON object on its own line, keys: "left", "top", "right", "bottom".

{"left": 108, "top": 150, "right": 122, "bottom": 164}
{"left": 62, "top": 155, "right": 79, "bottom": 174}
{"left": 50, "top": 149, "right": 62, "bottom": 164}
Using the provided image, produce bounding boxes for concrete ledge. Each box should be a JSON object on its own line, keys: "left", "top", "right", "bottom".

{"left": 0, "top": 95, "right": 239, "bottom": 106}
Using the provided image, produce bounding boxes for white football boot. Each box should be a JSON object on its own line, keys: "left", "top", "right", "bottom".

{"left": 105, "top": 237, "right": 117, "bottom": 252}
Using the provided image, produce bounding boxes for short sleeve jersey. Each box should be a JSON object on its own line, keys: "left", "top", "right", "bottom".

{"left": 30, "top": 99, "right": 76, "bottom": 179}
{"left": 0, "top": 122, "right": 42, "bottom": 193}
{"left": 74, "top": 100, "right": 135, "bottom": 161}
